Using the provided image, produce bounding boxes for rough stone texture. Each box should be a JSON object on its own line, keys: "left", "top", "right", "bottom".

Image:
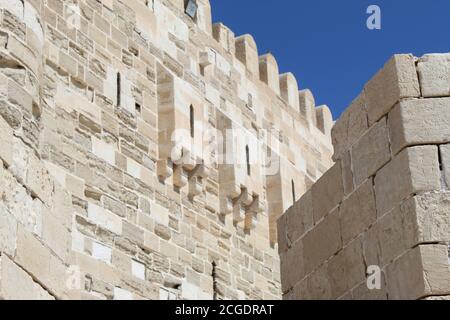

{"left": 351, "top": 117, "right": 391, "bottom": 186}
{"left": 365, "top": 54, "right": 420, "bottom": 125}
{"left": 331, "top": 93, "right": 368, "bottom": 161}
{"left": 374, "top": 146, "right": 441, "bottom": 216}
{"left": 417, "top": 54, "right": 450, "bottom": 97}
{"left": 441, "top": 144, "right": 450, "bottom": 187}
{"left": 279, "top": 53, "right": 450, "bottom": 300}
{"left": 389, "top": 98, "right": 450, "bottom": 155}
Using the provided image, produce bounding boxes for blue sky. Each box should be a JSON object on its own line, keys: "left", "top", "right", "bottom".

{"left": 211, "top": 0, "right": 450, "bottom": 119}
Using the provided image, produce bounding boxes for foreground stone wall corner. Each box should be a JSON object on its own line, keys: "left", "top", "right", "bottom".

{"left": 279, "top": 53, "right": 450, "bottom": 300}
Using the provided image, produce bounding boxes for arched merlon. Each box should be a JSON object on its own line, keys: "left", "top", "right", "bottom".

{"left": 299, "top": 89, "right": 316, "bottom": 127}
{"left": 235, "top": 34, "right": 259, "bottom": 78}
{"left": 279, "top": 73, "right": 299, "bottom": 111}
{"left": 259, "top": 53, "right": 280, "bottom": 95}
{"left": 212, "top": 23, "right": 235, "bottom": 54}
{"left": 197, "top": 0, "right": 213, "bottom": 35}
{"left": 315, "top": 105, "right": 333, "bottom": 137}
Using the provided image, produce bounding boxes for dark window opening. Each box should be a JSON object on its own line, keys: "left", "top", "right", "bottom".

{"left": 184, "top": 0, "right": 198, "bottom": 20}
{"left": 116, "top": 72, "right": 121, "bottom": 106}
{"left": 246, "top": 145, "right": 251, "bottom": 176}
{"left": 291, "top": 180, "right": 296, "bottom": 205}
{"left": 135, "top": 103, "right": 141, "bottom": 114}
{"left": 190, "top": 105, "right": 195, "bottom": 138}
{"left": 212, "top": 261, "right": 218, "bottom": 300}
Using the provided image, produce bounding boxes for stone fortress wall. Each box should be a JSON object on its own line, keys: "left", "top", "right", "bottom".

{"left": 278, "top": 54, "right": 450, "bottom": 300}
{"left": 0, "top": 0, "right": 334, "bottom": 300}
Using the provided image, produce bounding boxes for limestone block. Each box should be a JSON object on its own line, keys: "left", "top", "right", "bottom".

{"left": 374, "top": 146, "right": 441, "bottom": 216}
{"left": 417, "top": 54, "right": 450, "bottom": 97}
{"left": 235, "top": 35, "right": 259, "bottom": 77}
{"left": 298, "top": 89, "right": 316, "bottom": 127}
{"left": 280, "top": 239, "right": 304, "bottom": 293}
{"left": 332, "top": 93, "right": 368, "bottom": 161}
{"left": 42, "top": 210, "right": 70, "bottom": 260}
{"left": 339, "top": 179, "right": 376, "bottom": 246}
{"left": 87, "top": 203, "right": 123, "bottom": 235}
{"left": 92, "top": 137, "right": 115, "bottom": 166}
{"left": 305, "top": 264, "right": 333, "bottom": 300}
{"left": 389, "top": 98, "right": 450, "bottom": 155}
{"left": 315, "top": 105, "right": 333, "bottom": 137}
{"left": 26, "top": 151, "right": 54, "bottom": 204}
{"left": 279, "top": 73, "right": 299, "bottom": 111}
{"left": 259, "top": 54, "right": 280, "bottom": 94}
{"left": 352, "top": 271, "right": 388, "bottom": 300}
{"left": 364, "top": 54, "right": 420, "bottom": 125}
{"left": 0, "top": 255, "right": 54, "bottom": 300}
{"left": 326, "top": 238, "right": 366, "bottom": 299}
{"left": 0, "top": 114, "right": 13, "bottom": 166}
{"left": 441, "top": 144, "right": 450, "bottom": 187}
{"left": 351, "top": 117, "right": 390, "bottom": 186}
{"left": 303, "top": 208, "right": 342, "bottom": 274}
{"left": 0, "top": 209, "right": 17, "bottom": 257}
{"left": 311, "top": 161, "right": 343, "bottom": 222}
{"left": 285, "top": 189, "right": 313, "bottom": 246}
{"left": 15, "top": 226, "right": 67, "bottom": 298}
{"left": 410, "top": 192, "right": 450, "bottom": 244}
{"left": 386, "top": 245, "right": 450, "bottom": 300}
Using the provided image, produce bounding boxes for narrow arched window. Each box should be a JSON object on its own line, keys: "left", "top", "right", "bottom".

{"left": 246, "top": 145, "right": 251, "bottom": 176}
{"left": 116, "top": 72, "right": 121, "bottom": 106}
{"left": 190, "top": 105, "right": 194, "bottom": 138}
{"left": 291, "top": 179, "right": 296, "bottom": 204}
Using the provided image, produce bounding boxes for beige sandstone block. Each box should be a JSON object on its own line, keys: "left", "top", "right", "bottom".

{"left": 303, "top": 208, "right": 342, "bottom": 275}
{"left": 365, "top": 54, "right": 420, "bottom": 125}
{"left": 352, "top": 272, "right": 388, "bottom": 300}
{"left": 284, "top": 189, "right": 313, "bottom": 247}
{"left": 339, "top": 179, "right": 377, "bottom": 246}
{"left": 0, "top": 115, "right": 13, "bottom": 166}
{"left": 441, "top": 144, "right": 450, "bottom": 187}
{"left": 327, "top": 237, "right": 366, "bottom": 299}
{"left": 259, "top": 54, "right": 280, "bottom": 94}
{"left": 26, "top": 152, "right": 54, "bottom": 205}
{"left": 42, "top": 209, "right": 71, "bottom": 260}
{"left": 332, "top": 93, "right": 368, "bottom": 161}
{"left": 0, "top": 255, "right": 54, "bottom": 300}
{"left": 305, "top": 264, "right": 333, "bottom": 300}
{"left": 417, "top": 54, "right": 450, "bottom": 97}
{"left": 311, "top": 162, "right": 344, "bottom": 222}
{"left": 15, "top": 225, "right": 67, "bottom": 298}
{"left": 386, "top": 245, "right": 450, "bottom": 300}
{"left": 374, "top": 146, "right": 441, "bottom": 216}
{"left": 389, "top": 98, "right": 450, "bottom": 155}
{"left": 351, "top": 117, "right": 391, "bottom": 186}
{"left": 280, "top": 239, "right": 304, "bottom": 293}
{"left": 0, "top": 209, "right": 17, "bottom": 257}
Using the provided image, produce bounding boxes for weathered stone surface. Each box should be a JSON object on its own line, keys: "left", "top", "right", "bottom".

{"left": 386, "top": 245, "right": 450, "bottom": 300}
{"left": 365, "top": 54, "right": 420, "bottom": 125}
{"left": 332, "top": 92, "right": 368, "bottom": 161}
{"left": 0, "top": 255, "right": 54, "bottom": 300}
{"left": 374, "top": 146, "right": 441, "bottom": 216}
{"left": 351, "top": 117, "right": 391, "bottom": 186}
{"left": 339, "top": 179, "right": 376, "bottom": 246}
{"left": 311, "top": 162, "right": 343, "bottom": 223}
{"left": 417, "top": 54, "right": 450, "bottom": 97}
{"left": 0, "top": 115, "right": 13, "bottom": 166}
{"left": 389, "top": 98, "right": 450, "bottom": 155}
{"left": 0, "top": 209, "right": 17, "bottom": 257}
{"left": 280, "top": 239, "right": 304, "bottom": 293}
{"left": 326, "top": 237, "right": 366, "bottom": 299}
{"left": 441, "top": 144, "right": 450, "bottom": 187}
{"left": 303, "top": 208, "right": 341, "bottom": 274}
